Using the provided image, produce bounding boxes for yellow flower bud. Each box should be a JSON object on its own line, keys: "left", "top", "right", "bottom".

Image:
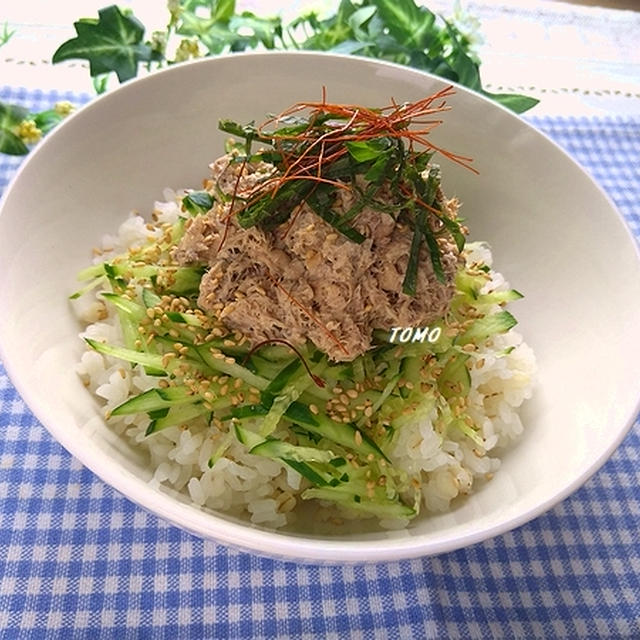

{"left": 54, "top": 101, "right": 75, "bottom": 117}
{"left": 16, "top": 120, "right": 42, "bottom": 144}
{"left": 174, "top": 38, "right": 201, "bottom": 62}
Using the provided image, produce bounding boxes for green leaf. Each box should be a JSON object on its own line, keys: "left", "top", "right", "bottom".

{"left": 483, "top": 91, "right": 540, "bottom": 114}
{"left": 182, "top": 190, "right": 214, "bottom": 215}
{"left": 214, "top": 0, "right": 236, "bottom": 22}
{"left": 347, "top": 5, "right": 377, "bottom": 39}
{"left": 0, "top": 128, "right": 28, "bottom": 155}
{"left": 345, "top": 138, "right": 390, "bottom": 163}
{"left": 52, "top": 5, "right": 153, "bottom": 82}
{"left": 0, "top": 102, "right": 29, "bottom": 128}
{"left": 402, "top": 209, "right": 425, "bottom": 296}
{"left": 32, "top": 109, "right": 63, "bottom": 134}
{"left": 371, "top": 0, "right": 437, "bottom": 50}
{"left": 230, "top": 13, "right": 282, "bottom": 50}
{"left": 443, "top": 21, "right": 481, "bottom": 91}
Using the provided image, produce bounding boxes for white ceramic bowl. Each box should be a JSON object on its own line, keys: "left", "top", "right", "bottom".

{"left": 1, "top": 52, "right": 639, "bottom": 562}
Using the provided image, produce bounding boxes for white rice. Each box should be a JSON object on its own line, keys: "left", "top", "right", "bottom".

{"left": 72, "top": 190, "right": 536, "bottom": 531}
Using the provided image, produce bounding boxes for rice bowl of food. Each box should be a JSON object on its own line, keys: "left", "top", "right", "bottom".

{"left": 0, "top": 52, "right": 638, "bottom": 562}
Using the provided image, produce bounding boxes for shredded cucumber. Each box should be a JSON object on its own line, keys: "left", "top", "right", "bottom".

{"left": 77, "top": 216, "right": 524, "bottom": 523}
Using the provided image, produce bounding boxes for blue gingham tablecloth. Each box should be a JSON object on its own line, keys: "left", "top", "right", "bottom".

{"left": 1, "top": 86, "right": 639, "bottom": 640}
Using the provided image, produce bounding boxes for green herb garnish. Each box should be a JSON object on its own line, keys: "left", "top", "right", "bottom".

{"left": 216, "top": 89, "right": 471, "bottom": 295}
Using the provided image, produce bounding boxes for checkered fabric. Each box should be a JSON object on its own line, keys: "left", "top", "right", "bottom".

{"left": 1, "top": 87, "right": 639, "bottom": 640}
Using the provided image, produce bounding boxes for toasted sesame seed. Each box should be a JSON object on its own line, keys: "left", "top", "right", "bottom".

{"left": 354, "top": 430, "right": 363, "bottom": 446}
{"left": 309, "top": 404, "right": 319, "bottom": 415}
{"left": 161, "top": 352, "right": 176, "bottom": 368}
{"left": 364, "top": 406, "right": 373, "bottom": 418}
{"left": 346, "top": 389, "right": 358, "bottom": 399}
{"left": 219, "top": 385, "right": 229, "bottom": 396}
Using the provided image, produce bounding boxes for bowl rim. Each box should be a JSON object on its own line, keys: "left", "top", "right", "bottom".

{"left": 1, "top": 50, "right": 639, "bottom": 562}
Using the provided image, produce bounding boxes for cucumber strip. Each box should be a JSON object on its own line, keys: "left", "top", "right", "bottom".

{"left": 85, "top": 338, "right": 168, "bottom": 371}
{"left": 260, "top": 359, "right": 328, "bottom": 436}
{"left": 474, "top": 289, "right": 523, "bottom": 306}
{"left": 208, "top": 433, "right": 233, "bottom": 468}
{"left": 458, "top": 310, "right": 517, "bottom": 345}
{"left": 194, "top": 344, "right": 270, "bottom": 390}
{"left": 437, "top": 353, "right": 471, "bottom": 399}
{"left": 253, "top": 438, "right": 336, "bottom": 466}
{"left": 236, "top": 425, "right": 335, "bottom": 465}
{"left": 280, "top": 459, "right": 330, "bottom": 486}
{"left": 455, "top": 268, "right": 484, "bottom": 300}
{"left": 260, "top": 360, "right": 300, "bottom": 402}
{"left": 234, "top": 425, "right": 338, "bottom": 487}
{"left": 452, "top": 417, "right": 484, "bottom": 447}
{"left": 302, "top": 487, "right": 415, "bottom": 519}
{"left": 79, "top": 261, "right": 203, "bottom": 294}
{"left": 111, "top": 387, "right": 200, "bottom": 416}
{"left": 285, "top": 402, "right": 389, "bottom": 462}
{"left": 101, "top": 292, "right": 166, "bottom": 375}
{"left": 77, "top": 263, "right": 107, "bottom": 281}
{"left": 228, "top": 401, "right": 387, "bottom": 461}
{"left": 164, "top": 310, "right": 203, "bottom": 327}
{"left": 225, "top": 404, "right": 268, "bottom": 421}
{"left": 101, "top": 292, "right": 146, "bottom": 319}
{"left": 69, "top": 275, "right": 106, "bottom": 299}
{"left": 369, "top": 375, "right": 401, "bottom": 415}
{"left": 352, "top": 357, "right": 365, "bottom": 383}
{"left": 146, "top": 403, "right": 211, "bottom": 435}
{"left": 142, "top": 288, "right": 163, "bottom": 309}
{"left": 248, "top": 355, "right": 286, "bottom": 379}
{"left": 168, "top": 267, "right": 204, "bottom": 294}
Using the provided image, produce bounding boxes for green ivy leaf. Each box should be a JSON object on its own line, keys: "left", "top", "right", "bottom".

{"left": 371, "top": 0, "right": 437, "bottom": 51}
{"left": 0, "top": 102, "right": 29, "bottom": 155}
{"left": 483, "top": 91, "right": 540, "bottom": 114}
{"left": 443, "top": 21, "right": 482, "bottom": 91}
{"left": 32, "top": 109, "right": 63, "bottom": 134}
{"left": 0, "top": 102, "right": 29, "bottom": 128}
{"left": 0, "top": 128, "right": 28, "bottom": 155}
{"left": 52, "top": 5, "right": 153, "bottom": 82}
